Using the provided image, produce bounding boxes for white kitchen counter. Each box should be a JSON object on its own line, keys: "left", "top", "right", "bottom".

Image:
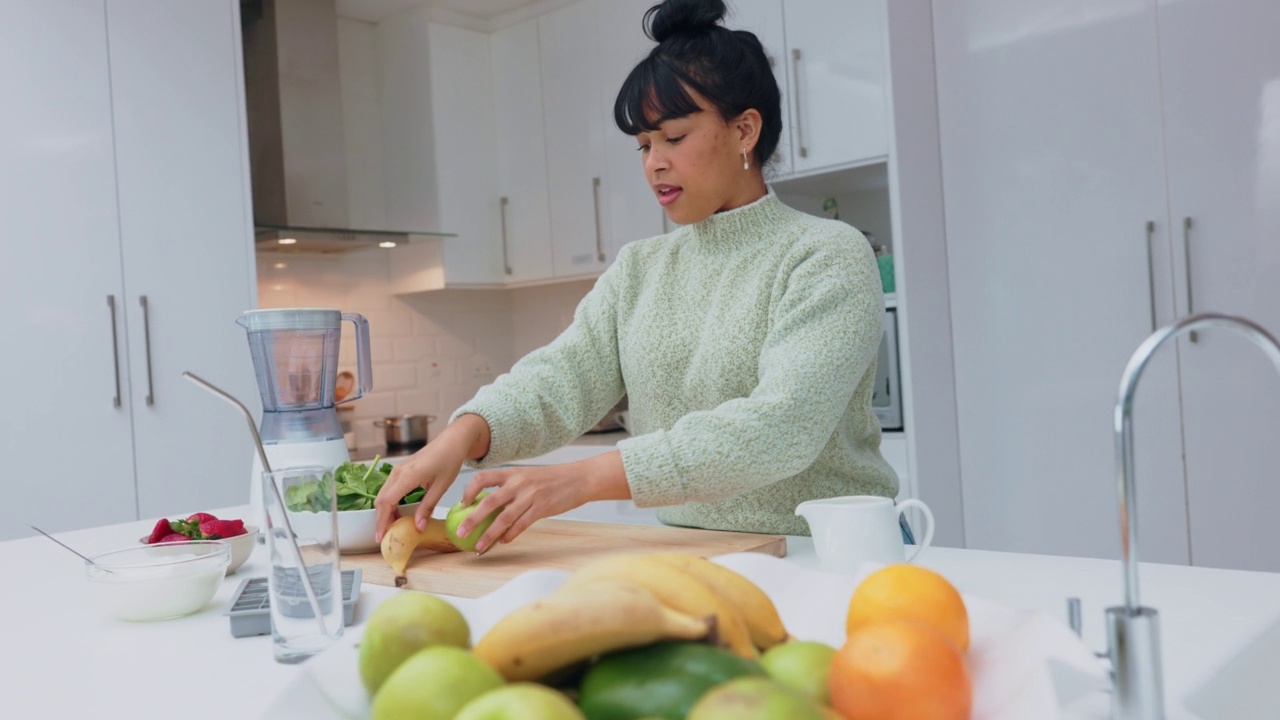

{"left": 6, "top": 453, "right": 1280, "bottom": 718}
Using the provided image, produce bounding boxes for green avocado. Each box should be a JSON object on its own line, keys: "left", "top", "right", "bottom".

{"left": 577, "top": 642, "right": 766, "bottom": 720}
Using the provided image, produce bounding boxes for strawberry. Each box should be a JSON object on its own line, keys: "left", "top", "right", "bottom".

{"left": 146, "top": 518, "right": 173, "bottom": 544}
{"left": 158, "top": 532, "right": 190, "bottom": 543}
{"left": 199, "top": 518, "right": 245, "bottom": 539}
{"left": 187, "top": 512, "right": 218, "bottom": 524}
{"left": 168, "top": 517, "right": 202, "bottom": 539}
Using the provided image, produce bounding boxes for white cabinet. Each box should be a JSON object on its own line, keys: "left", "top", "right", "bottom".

{"left": 730, "top": 0, "right": 889, "bottom": 178}
{"left": 1, "top": 0, "right": 258, "bottom": 539}
{"left": 783, "top": 0, "right": 889, "bottom": 174}
{"left": 428, "top": 22, "right": 503, "bottom": 286}
{"left": 934, "top": 0, "right": 1280, "bottom": 571}
{"left": 2, "top": 1, "right": 139, "bottom": 539}
{"left": 380, "top": 16, "right": 503, "bottom": 287}
{"left": 726, "top": 0, "right": 793, "bottom": 175}
{"left": 596, "top": 0, "right": 669, "bottom": 252}
{"left": 1157, "top": 0, "right": 1280, "bottom": 571}
{"left": 492, "top": 19, "right": 555, "bottom": 283}
{"left": 380, "top": 8, "right": 606, "bottom": 287}
{"left": 539, "top": 0, "right": 612, "bottom": 277}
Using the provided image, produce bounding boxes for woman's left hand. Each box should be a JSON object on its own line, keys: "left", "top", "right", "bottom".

{"left": 456, "top": 450, "right": 630, "bottom": 553}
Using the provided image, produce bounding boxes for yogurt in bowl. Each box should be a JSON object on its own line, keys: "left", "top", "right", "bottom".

{"left": 86, "top": 541, "right": 230, "bottom": 621}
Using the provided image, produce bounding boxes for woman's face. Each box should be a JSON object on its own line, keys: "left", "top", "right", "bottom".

{"left": 636, "top": 92, "right": 762, "bottom": 226}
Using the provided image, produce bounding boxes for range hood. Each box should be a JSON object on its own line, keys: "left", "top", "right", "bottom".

{"left": 241, "top": 0, "right": 445, "bottom": 253}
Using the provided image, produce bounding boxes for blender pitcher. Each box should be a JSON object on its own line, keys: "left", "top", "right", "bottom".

{"left": 237, "top": 309, "right": 372, "bottom": 528}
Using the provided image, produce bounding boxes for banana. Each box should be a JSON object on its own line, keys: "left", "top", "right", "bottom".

{"left": 473, "top": 579, "right": 711, "bottom": 681}
{"left": 650, "top": 553, "right": 789, "bottom": 650}
{"left": 379, "top": 515, "right": 459, "bottom": 587}
{"left": 561, "top": 554, "right": 757, "bottom": 658}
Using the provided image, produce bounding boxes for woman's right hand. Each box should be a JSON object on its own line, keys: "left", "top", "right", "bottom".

{"left": 373, "top": 414, "right": 492, "bottom": 542}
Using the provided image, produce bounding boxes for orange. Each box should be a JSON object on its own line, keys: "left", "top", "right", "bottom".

{"left": 845, "top": 564, "right": 969, "bottom": 652}
{"left": 829, "top": 620, "right": 972, "bottom": 720}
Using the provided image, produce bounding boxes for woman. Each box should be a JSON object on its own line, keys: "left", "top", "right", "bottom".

{"left": 373, "top": 0, "right": 898, "bottom": 552}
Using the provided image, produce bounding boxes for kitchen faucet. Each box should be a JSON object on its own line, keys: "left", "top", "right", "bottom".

{"left": 1109, "top": 312, "right": 1280, "bottom": 719}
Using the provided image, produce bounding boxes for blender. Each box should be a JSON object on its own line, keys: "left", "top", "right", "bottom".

{"left": 238, "top": 309, "right": 372, "bottom": 528}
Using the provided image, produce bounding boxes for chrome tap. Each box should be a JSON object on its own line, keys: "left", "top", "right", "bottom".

{"left": 1110, "top": 312, "right": 1280, "bottom": 719}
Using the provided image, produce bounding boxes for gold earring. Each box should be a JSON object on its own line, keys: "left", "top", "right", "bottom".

{"left": 741, "top": 148, "right": 750, "bottom": 170}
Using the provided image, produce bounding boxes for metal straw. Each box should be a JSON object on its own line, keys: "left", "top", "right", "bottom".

{"left": 181, "top": 371, "right": 328, "bottom": 635}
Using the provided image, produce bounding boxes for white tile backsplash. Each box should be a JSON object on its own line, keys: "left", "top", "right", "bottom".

{"left": 375, "top": 363, "right": 419, "bottom": 391}
{"left": 256, "top": 250, "right": 595, "bottom": 451}
{"left": 392, "top": 336, "right": 435, "bottom": 362}
{"left": 435, "top": 334, "right": 475, "bottom": 359}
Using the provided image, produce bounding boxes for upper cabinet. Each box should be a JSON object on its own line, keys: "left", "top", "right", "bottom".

{"left": 783, "top": 0, "right": 889, "bottom": 174}
{"left": 538, "top": 0, "right": 612, "bottom": 278}
{"left": 726, "top": 0, "right": 792, "bottom": 175}
{"left": 732, "top": 0, "right": 890, "bottom": 177}
{"left": 597, "top": 0, "right": 669, "bottom": 253}
{"left": 379, "top": 16, "right": 503, "bottom": 286}
{"left": 366, "top": 0, "right": 893, "bottom": 288}
{"left": 492, "top": 19, "right": 555, "bottom": 284}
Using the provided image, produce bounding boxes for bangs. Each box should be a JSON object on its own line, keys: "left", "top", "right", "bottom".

{"left": 614, "top": 55, "right": 706, "bottom": 135}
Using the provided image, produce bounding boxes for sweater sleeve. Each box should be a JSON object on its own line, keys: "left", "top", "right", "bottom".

{"left": 449, "top": 248, "right": 630, "bottom": 468}
{"left": 617, "top": 228, "right": 883, "bottom": 506}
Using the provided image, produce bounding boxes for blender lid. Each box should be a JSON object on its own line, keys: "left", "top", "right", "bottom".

{"left": 237, "top": 308, "right": 342, "bottom": 332}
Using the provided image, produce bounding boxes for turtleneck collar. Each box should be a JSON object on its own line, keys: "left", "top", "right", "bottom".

{"left": 688, "top": 188, "right": 791, "bottom": 247}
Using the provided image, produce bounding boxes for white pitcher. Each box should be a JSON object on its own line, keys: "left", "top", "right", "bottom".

{"left": 795, "top": 496, "right": 935, "bottom": 575}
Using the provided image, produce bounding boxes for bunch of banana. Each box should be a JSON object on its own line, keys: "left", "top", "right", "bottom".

{"left": 472, "top": 579, "right": 713, "bottom": 681}
{"left": 564, "top": 553, "right": 789, "bottom": 656}
{"left": 560, "top": 554, "right": 760, "bottom": 658}
{"left": 379, "top": 516, "right": 460, "bottom": 587}
{"left": 472, "top": 552, "right": 791, "bottom": 682}
{"left": 647, "top": 553, "right": 790, "bottom": 650}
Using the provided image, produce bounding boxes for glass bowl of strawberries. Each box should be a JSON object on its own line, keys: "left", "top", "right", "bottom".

{"left": 141, "top": 512, "right": 258, "bottom": 575}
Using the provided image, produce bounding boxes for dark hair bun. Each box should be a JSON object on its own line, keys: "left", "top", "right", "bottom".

{"left": 645, "top": 0, "right": 727, "bottom": 43}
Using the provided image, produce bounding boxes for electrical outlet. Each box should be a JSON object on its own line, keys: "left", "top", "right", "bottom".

{"left": 469, "top": 356, "right": 494, "bottom": 382}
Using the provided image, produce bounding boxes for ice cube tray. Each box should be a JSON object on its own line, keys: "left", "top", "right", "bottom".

{"left": 223, "top": 569, "right": 362, "bottom": 638}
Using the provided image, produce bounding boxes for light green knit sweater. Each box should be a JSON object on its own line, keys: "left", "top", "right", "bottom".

{"left": 454, "top": 191, "right": 898, "bottom": 535}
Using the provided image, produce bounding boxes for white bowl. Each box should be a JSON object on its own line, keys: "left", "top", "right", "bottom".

{"left": 86, "top": 541, "right": 230, "bottom": 621}
{"left": 284, "top": 503, "right": 421, "bottom": 554}
{"left": 138, "top": 525, "right": 258, "bottom": 575}
{"left": 339, "top": 502, "right": 421, "bottom": 554}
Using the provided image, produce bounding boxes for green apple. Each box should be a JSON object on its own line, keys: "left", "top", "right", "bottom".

{"left": 687, "top": 677, "right": 827, "bottom": 720}
{"left": 759, "top": 640, "right": 838, "bottom": 703}
{"left": 372, "top": 646, "right": 503, "bottom": 720}
{"left": 359, "top": 592, "right": 471, "bottom": 695}
{"left": 445, "top": 490, "right": 501, "bottom": 552}
{"left": 455, "top": 683, "right": 586, "bottom": 720}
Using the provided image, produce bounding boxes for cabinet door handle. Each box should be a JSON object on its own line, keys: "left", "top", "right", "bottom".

{"left": 107, "top": 295, "right": 122, "bottom": 408}
{"left": 499, "top": 196, "right": 513, "bottom": 275}
{"left": 1144, "top": 221, "right": 1157, "bottom": 333}
{"left": 592, "top": 177, "right": 605, "bottom": 262}
{"left": 1183, "top": 216, "right": 1198, "bottom": 343}
{"left": 139, "top": 295, "right": 155, "bottom": 405}
{"left": 792, "top": 48, "right": 808, "bottom": 158}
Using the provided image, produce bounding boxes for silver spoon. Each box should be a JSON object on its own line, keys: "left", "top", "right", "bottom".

{"left": 28, "top": 524, "right": 112, "bottom": 573}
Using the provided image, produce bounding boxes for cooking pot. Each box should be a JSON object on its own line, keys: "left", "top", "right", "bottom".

{"left": 373, "top": 414, "right": 435, "bottom": 449}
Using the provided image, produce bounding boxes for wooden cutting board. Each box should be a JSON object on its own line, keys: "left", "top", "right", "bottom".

{"left": 341, "top": 519, "right": 787, "bottom": 598}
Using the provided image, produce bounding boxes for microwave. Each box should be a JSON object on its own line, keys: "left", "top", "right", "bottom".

{"left": 871, "top": 308, "right": 903, "bottom": 431}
